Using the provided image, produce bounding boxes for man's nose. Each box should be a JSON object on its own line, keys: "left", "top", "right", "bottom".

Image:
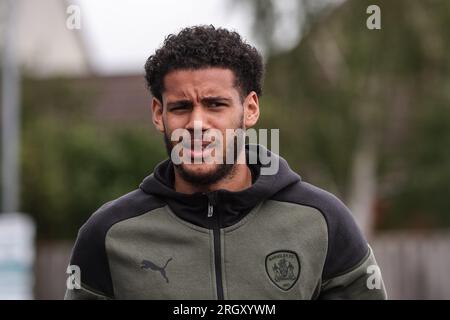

{"left": 185, "top": 105, "right": 209, "bottom": 131}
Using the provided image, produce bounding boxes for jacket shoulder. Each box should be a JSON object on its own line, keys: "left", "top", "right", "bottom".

{"left": 272, "top": 180, "right": 369, "bottom": 280}
{"left": 68, "top": 189, "right": 165, "bottom": 298}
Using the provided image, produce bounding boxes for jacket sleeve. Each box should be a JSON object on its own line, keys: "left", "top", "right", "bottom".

{"left": 64, "top": 204, "right": 116, "bottom": 300}
{"left": 319, "top": 245, "right": 387, "bottom": 299}
{"left": 64, "top": 284, "right": 110, "bottom": 300}
{"left": 314, "top": 190, "right": 387, "bottom": 300}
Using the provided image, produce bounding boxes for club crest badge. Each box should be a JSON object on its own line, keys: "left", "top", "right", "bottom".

{"left": 265, "top": 250, "right": 300, "bottom": 291}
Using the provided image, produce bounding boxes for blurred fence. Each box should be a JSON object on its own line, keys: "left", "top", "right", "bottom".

{"left": 34, "top": 231, "right": 450, "bottom": 299}
{"left": 372, "top": 231, "right": 450, "bottom": 299}
{"left": 34, "top": 241, "right": 72, "bottom": 300}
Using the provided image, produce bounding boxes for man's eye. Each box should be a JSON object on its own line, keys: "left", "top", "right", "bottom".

{"left": 209, "top": 102, "right": 225, "bottom": 108}
{"left": 171, "top": 105, "right": 189, "bottom": 111}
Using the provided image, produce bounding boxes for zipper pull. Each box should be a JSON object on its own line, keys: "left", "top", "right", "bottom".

{"left": 206, "top": 192, "right": 217, "bottom": 218}
{"left": 207, "top": 202, "right": 214, "bottom": 217}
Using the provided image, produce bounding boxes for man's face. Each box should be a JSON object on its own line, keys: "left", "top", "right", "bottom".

{"left": 151, "top": 67, "right": 259, "bottom": 186}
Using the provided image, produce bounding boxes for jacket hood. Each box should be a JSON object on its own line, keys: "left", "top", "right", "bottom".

{"left": 140, "top": 144, "right": 301, "bottom": 228}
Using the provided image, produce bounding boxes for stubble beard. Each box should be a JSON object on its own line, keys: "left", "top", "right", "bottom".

{"left": 163, "top": 117, "right": 245, "bottom": 188}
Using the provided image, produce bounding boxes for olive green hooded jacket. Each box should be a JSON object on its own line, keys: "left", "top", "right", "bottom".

{"left": 65, "top": 145, "right": 387, "bottom": 300}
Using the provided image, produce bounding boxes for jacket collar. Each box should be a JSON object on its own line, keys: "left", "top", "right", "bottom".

{"left": 140, "top": 144, "right": 301, "bottom": 229}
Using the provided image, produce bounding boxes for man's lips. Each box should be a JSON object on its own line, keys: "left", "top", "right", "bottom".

{"left": 181, "top": 140, "right": 216, "bottom": 149}
{"left": 180, "top": 140, "right": 218, "bottom": 159}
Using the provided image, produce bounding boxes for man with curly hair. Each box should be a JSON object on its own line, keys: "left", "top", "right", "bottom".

{"left": 65, "top": 25, "right": 387, "bottom": 300}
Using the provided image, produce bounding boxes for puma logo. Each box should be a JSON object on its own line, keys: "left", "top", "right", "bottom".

{"left": 140, "top": 257, "right": 172, "bottom": 283}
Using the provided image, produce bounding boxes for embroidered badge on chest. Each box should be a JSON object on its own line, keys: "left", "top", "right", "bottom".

{"left": 265, "top": 250, "right": 300, "bottom": 291}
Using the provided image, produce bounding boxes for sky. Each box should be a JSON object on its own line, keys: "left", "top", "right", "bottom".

{"left": 75, "top": 0, "right": 256, "bottom": 75}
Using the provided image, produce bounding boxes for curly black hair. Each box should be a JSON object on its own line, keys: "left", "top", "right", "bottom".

{"left": 144, "top": 25, "right": 264, "bottom": 102}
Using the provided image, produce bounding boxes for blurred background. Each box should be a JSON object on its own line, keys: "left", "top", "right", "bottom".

{"left": 0, "top": 0, "right": 449, "bottom": 299}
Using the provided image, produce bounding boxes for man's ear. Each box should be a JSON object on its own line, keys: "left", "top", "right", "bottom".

{"left": 151, "top": 97, "right": 165, "bottom": 133}
{"left": 243, "top": 91, "right": 260, "bottom": 128}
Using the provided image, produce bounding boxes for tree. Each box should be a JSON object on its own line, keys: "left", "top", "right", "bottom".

{"left": 240, "top": 0, "right": 450, "bottom": 235}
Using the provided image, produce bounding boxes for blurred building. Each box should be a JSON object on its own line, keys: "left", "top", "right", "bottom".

{"left": 0, "top": 0, "right": 91, "bottom": 77}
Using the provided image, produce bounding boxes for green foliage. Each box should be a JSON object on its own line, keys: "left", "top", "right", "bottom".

{"left": 254, "top": 0, "right": 450, "bottom": 229}
{"left": 18, "top": 78, "right": 166, "bottom": 240}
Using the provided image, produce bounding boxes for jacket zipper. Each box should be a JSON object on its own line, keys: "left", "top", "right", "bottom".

{"left": 206, "top": 192, "right": 224, "bottom": 300}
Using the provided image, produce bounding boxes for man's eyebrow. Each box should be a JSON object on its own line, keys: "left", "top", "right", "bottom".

{"left": 201, "top": 96, "right": 232, "bottom": 103}
{"left": 166, "top": 99, "right": 193, "bottom": 108}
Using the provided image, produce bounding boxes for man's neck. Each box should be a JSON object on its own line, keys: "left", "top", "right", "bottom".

{"left": 173, "top": 163, "right": 253, "bottom": 194}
